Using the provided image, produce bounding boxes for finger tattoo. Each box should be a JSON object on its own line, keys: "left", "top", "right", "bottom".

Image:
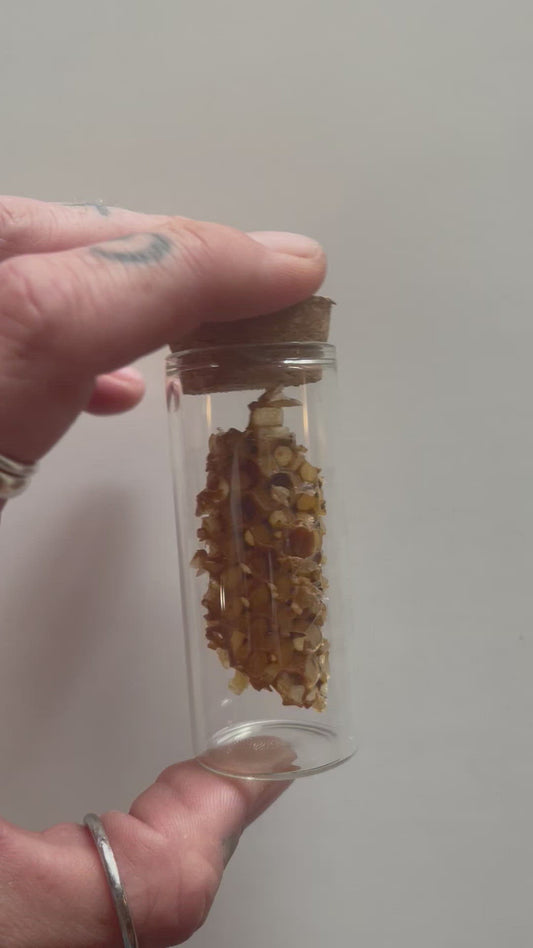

{"left": 62, "top": 201, "right": 111, "bottom": 217}
{"left": 88, "top": 233, "right": 172, "bottom": 266}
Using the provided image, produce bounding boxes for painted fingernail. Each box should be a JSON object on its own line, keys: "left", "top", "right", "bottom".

{"left": 248, "top": 231, "right": 322, "bottom": 258}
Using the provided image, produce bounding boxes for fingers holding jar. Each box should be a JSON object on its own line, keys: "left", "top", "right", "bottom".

{"left": 0, "top": 196, "right": 326, "bottom": 467}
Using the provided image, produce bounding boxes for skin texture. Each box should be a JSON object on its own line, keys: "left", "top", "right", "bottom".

{"left": 0, "top": 195, "right": 326, "bottom": 947}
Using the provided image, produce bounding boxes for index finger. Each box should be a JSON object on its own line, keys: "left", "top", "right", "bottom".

{"left": 0, "top": 218, "right": 326, "bottom": 461}
{"left": 0, "top": 195, "right": 168, "bottom": 261}
{"left": 1, "top": 220, "right": 325, "bottom": 372}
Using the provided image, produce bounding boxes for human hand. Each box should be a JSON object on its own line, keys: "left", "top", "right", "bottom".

{"left": 0, "top": 195, "right": 325, "bottom": 464}
{"left": 0, "top": 196, "right": 326, "bottom": 946}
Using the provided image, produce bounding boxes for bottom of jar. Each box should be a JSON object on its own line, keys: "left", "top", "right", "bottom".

{"left": 196, "top": 719, "right": 356, "bottom": 780}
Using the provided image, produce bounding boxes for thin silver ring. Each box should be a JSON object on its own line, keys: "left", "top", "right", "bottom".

{"left": 84, "top": 813, "right": 140, "bottom": 948}
{"left": 0, "top": 452, "right": 38, "bottom": 499}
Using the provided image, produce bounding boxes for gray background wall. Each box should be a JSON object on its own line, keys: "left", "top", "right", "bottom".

{"left": 1, "top": 2, "right": 532, "bottom": 946}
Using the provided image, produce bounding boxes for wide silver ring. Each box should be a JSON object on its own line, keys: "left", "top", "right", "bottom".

{"left": 0, "top": 452, "right": 38, "bottom": 499}
{"left": 84, "top": 813, "right": 140, "bottom": 948}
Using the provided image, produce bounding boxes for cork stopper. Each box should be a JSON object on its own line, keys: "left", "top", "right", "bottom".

{"left": 169, "top": 296, "right": 333, "bottom": 395}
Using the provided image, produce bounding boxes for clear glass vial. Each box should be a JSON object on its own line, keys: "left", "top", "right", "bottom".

{"left": 166, "top": 341, "right": 356, "bottom": 779}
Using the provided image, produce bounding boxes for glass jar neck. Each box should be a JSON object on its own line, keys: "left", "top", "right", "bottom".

{"left": 166, "top": 342, "right": 336, "bottom": 396}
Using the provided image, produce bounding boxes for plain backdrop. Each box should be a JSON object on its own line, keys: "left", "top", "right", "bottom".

{"left": 1, "top": 2, "right": 532, "bottom": 946}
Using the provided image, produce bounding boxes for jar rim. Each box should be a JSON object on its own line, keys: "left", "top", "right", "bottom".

{"left": 166, "top": 341, "right": 336, "bottom": 375}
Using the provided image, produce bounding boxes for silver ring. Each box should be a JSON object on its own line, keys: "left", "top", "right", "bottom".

{"left": 84, "top": 813, "right": 140, "bottom": 948}
{"left": 0, "top": 452, "right": 38, "bottom": 499}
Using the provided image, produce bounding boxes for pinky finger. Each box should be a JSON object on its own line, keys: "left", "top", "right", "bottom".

{"left": 85, "top": 366, "right": 145, "bottom": 415}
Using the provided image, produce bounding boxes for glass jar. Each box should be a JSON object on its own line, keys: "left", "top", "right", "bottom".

{"left": 166, "top": 341, "right": 356, "bottom": 779}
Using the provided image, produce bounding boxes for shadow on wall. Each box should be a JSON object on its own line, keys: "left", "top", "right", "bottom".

{"left": 0, "top": 488, "right": 145, "bottom": 759}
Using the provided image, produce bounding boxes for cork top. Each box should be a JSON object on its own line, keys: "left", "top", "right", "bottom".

{"left": 169, "top": 296, "right": 333, "bottom": 352}
{"left": 168, "top": 296, "right": 333, "bottom": 394}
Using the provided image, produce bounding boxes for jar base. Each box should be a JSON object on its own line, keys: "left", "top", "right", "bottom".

{"left": 197, "top": 719, "right": 356, "bottom": 780}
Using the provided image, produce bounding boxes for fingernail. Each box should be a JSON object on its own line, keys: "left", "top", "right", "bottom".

{"left": 111, "top": 366, "right": 144, "bottom": 384}
{"left": 248, "top": 231, "right": 322, "bottom": 258}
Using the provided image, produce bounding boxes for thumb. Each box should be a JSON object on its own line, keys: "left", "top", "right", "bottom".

{"left": 1, "top": 750, "right": 293, "bottom": 948}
